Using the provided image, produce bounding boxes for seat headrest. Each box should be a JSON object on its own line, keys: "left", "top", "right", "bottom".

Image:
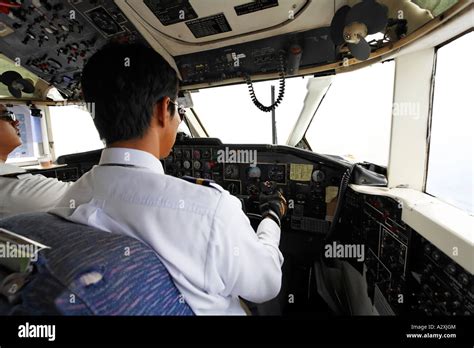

{"left": 0, "top": 213, "right": 193, "bottom": 316}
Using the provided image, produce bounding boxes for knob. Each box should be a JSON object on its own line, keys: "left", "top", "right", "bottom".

{"left": 446, "top": 263, "right": 457, "bottom": 274}
{"left": 431, "top": 251, "right": 441, "bottom": 262}
{"left": 458, "top": 273, "right": 470, "bottom": 286}
{"left": 450, "top": 300, "right": 461, "bottom": 309}
{"left": 443, "top": 291, "right": 452, "bottom": 299}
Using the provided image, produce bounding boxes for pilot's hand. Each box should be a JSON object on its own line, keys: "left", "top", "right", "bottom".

{"left": 259, "top": 181, "right": 287, "bottom": 228}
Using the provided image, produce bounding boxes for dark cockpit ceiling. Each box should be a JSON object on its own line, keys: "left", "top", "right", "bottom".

{"left": 0, "top": 0, "right": 466, "bottom": 100}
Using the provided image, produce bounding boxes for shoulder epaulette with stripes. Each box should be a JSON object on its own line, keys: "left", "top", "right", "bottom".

{"left": 180, "top": 176, "right": 219, "bottom": 190}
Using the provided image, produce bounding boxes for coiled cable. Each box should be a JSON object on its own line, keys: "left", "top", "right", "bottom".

{"left": 245, "top": 53, "right": 286, "bottom": 113}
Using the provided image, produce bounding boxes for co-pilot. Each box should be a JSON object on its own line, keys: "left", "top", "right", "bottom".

{"left": 0, "top": 104, "right": 72, "bottom": 219}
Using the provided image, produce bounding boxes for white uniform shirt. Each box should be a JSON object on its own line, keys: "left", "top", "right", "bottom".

{"left": 0, "top": 162, "right": 73, "bottom": 219}
{"left": 51, "top": 148, "right": 283, "bottom": 315}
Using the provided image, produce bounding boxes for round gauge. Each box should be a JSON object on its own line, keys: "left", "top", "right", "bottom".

{"left": 202, "top": 150, "right": 211, "bottom": 159}
{"left": 268, "top": 166, "right": 285, "bottom": 182}
{"left": 193, "top": 161, "right": 202, "bottom": 170}
{"left": 312, "top": 170, "right": 325, "bottom": 183}
{"left": 183, "top": 161, "right": 191, "bottom": 170}
{"left": 224, "top": 165, "right": 240, "bottom": 179}
{"left": 247, "top": 166, "right": 261, "bottom": 179}
{"left": 193, "top": 150, "right": 201, "bottom": 160}
{"left": 184, "top": 150, "right": 192, "bottom": 160}
{"left": 174, "top": 149, "right": 183, "bottom": 159}
{"left": 175, "top": 161, "right": 182, "bottom": 170}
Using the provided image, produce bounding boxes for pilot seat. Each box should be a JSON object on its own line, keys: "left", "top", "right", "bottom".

{"left": 0, "top": 213, "right": 194, "bottom": 316}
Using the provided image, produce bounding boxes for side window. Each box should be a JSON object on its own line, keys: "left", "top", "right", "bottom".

{"left": 425, "top": 32, "right": 473, "bottom": 214}
{"left": 7, "top": 105, "right": 45, "bottom": 164}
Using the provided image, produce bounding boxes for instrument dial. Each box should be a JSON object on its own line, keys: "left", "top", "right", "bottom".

{"left": 183, "top": 161, "right": 191, "bottom": 170}
{"left": 174, "top": 149, "right": 183, "bottom": 159}
{"left": 268, "top": 165, "right": 285, "bottom": 182}
{"left": 224, "top": 164, "right": 240, "bottom": 180}
{"left": 247, "top": 166, "right": 261, "bottom": 179}
{"left": 202, "top": 150, "right": 211, "bottom": 159}
{"left": 312, "top": 170, "right": 326, "bottom": 183}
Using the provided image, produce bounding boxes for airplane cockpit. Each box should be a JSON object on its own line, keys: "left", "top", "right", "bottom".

{"left": 0, "top": 0, "right": 472, "bottom": 343}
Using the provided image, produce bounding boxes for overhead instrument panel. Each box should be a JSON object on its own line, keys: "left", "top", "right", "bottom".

{"left": 175, "top": 27, "right": 335, "bottom": 86}
{"left": 144, "top": 0, "right": 198, "bottom": 26}
{"left": 120, "top": 0, "right": 312, "bottom": 43}
{"left": 0, "top": 0, "right": 146, "bottom": 99}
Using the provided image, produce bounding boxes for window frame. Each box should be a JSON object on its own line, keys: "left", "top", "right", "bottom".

{"left": 423, "top": 29, "right": 473, "bottom": 214}
{"left": 303, "top": 59, "right": 396, "bottom": 167}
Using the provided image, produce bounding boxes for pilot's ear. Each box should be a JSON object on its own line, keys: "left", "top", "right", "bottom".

{"left": 155, "top": 97, "right": 170, "bottom": 128}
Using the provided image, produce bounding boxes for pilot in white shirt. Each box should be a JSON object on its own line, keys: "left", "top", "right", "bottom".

{"left": 51, "top": 43, "right": 287, "bottom": 315}
{"left": 0, "top": 105, "right": 73, "bottom": 219}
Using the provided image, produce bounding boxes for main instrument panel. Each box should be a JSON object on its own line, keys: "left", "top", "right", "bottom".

{"left": 164, "top": 144, "right": 348, "bottom": 236}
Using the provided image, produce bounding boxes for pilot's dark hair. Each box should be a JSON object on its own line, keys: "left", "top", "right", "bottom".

{"left": 81, "top": 42, "right": 179, "bottom": 145}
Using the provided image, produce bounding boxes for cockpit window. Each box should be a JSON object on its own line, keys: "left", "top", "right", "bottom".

{"left": 178, "top": 114, "right": 192, "bottom": 137}
{"left": 305, "top": 61, "right": 395, "bottom": 166}
{"left": 426, "top": 31, "right": 473, "bottom": 215}
{"left": 191, "top": 77, "right": 309, "bottom": 144}
{"left": 6, "top": 105, "right": 45, "bottom": 164}
{"left": 49, "top": 105, "right": 104, "bottom": 159}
